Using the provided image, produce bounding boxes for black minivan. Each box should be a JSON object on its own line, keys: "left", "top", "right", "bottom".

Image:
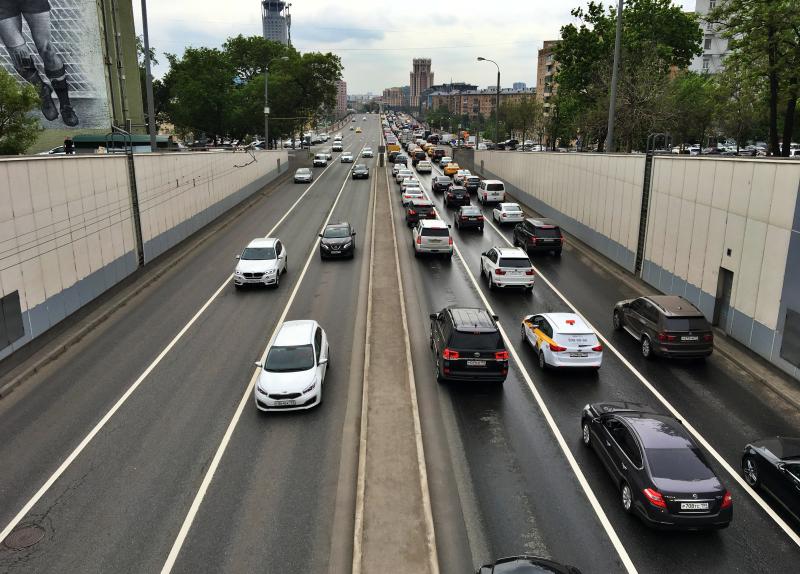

{"left": 430, "top": 307, "right": 508, "bottom": 383}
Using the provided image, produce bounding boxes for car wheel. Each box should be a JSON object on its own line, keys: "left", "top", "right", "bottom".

{"left": 554, "top": 250, "right": 562, "bottom": 258}
{"left": 435, "top": 359, "right": 444, "bottom": 383}
{"left": 234, "top": 283, "right": 242, "bottom": 290}
{"left": 525, "top": 286, "right": 533, "bottom": 295}
{"left": 641, "top": 336, "right": 653, "bottom": 359}
{"left": 414, "top": 247, "right": 420, "bottom": 258}
{"left": 274, "top": 272, "right": 280, "bottom": 288}
{"left": 520, "top": 324, "right": 527, "bottom": 342}
{"left": 538, "top": 350, "right": 548, "bottom": 370}
{"left": 613, "top": 311, "right": 623, "bottom": 331}
{"left": 488, "top": 272, "right": 495, "bottom": 291}
{"left": 621, "top": 483, "right": 634, "bottom": 513}
{"left": 479, "top": 263, "right": 484, "bottom": 277}
{"left": 283, "top": 259, "right": 288, "bottom": 274}
{"left": 742, "top": 456, "right": 760, "bottom": 488}
{"left": 478, "top": 226, "right": 483, "bottom": 233}
{"left": 582, "top": 421, "right": 591, "bottom": 447}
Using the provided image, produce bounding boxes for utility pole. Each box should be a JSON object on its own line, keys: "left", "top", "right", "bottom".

{"left": 478, "top": 57, "right": 500, "bottom": 144}
{"left": 605, "top": 0, "right": 623, "bottom": 153}
{"left": 141, "top": 0, "right": 157, "bottom": 152}
{"left": 264, "top": 56, "right": 289, "bottom": 148}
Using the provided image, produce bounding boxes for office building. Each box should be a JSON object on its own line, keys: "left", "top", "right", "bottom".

{"left": 427, "top": 87, "right": 537, "bottom": 122}
{"left": 690, "top": 0, "right": 731, "bottom": 73}
{"left": 410, "top": 58, "right": 434, "bottom": 108}
{"left": 335, "top": 80, "right": 347, "bottom": 118}
{"left": 262, "top": 1, "right": 289, "bottom": 45}
{"left": 513, "top": 82, "right": 527, "bottom": 90}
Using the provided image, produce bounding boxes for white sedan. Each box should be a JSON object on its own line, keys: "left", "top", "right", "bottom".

{"left": 340, "top": 152, "right": 354, "bottom": 163}
{"left": 521, "top": 313, "right": 603, "bottom": 370}
{"left": 402, "top": 188, "right": 425, "bottom": 206}
{"left": 254, "top": 320, "right": 329, "bottom": 411}
{"left": 400, "top": 177, "right": 421, "bottom": 192}
{"left": 493, "top": 202, "right": 525, "bottom": 224}
{"left": 416, "top": 160, "right": 433, "bottom": 173}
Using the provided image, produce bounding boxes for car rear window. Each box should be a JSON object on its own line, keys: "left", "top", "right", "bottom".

{"left": 645, "top": 448, "right": 715, "bottom": 481}
{"left": 498, "top": 258, "right": 531, "bottom": 268}
{"left": 664, "top": 317, "right": 710, "bottom": 331}
{"left": 421, "top": 228, "right": 450, "bottom": 237}
{"left": 534, "top": 226, "right": 561, "bottom": 238}
{"left": 450, "top": 331, "right": 504, "bottom": 350}
{"left": 436, "top": 177, "right": 450, "bottom": 183}
{"left": 461, "top": 207, "right": 481, "bottom": 215}
{"left": 486, "top": 183, "right": 504, "bottom": 191}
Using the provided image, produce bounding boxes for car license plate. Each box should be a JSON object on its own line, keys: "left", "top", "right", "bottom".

{"left": 681, "top": 336, "right": 699, "bottom": 341}
{"left": 570, "top": 352, "right": 588, "bottom": 358}
{"left": 274, "top": 400, "right": 296, "bottom": 407}
{"left": 469, "top": 217, "right": 477, "bottom": 220}
{"left": 680, "top": 502, "right": 708, "bottom": 510}
{"left": 466, "top": 360, "right": 486, "bottom": 367}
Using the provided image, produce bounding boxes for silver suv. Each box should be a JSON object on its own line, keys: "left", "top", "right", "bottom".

{"left": 413, "top": 220, "right": 453, "bottom": 259}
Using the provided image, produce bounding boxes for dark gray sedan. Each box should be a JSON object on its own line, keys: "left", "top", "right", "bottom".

{"left": 352, "top": 164, "right": 369, "bottom": 179}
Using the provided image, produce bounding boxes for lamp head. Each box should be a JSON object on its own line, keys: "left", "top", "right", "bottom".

{"left": 477, "top": 57, "right": 485, "bottom": 62}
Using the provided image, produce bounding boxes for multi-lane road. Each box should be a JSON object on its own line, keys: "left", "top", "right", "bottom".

{"left": 0, "top": 115, "right": 799, "bottom": 574}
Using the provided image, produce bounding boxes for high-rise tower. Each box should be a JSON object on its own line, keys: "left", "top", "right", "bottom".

{"left": 262, "top": 1, "right": 289, "bottom": 45}
{"left": 409, "top": 58, "right": 433, "bottom": 109}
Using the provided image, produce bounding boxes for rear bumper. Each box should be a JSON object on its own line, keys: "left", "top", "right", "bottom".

{"left": 636, "top": 504, "right": 732, "bottom": 530}
{"left": 653, "top": 343, "right": 713, "bottom": 358}
{"left": 549, "top": 352, "right": 602, "bottom": 368}
{"left": 492, "top": 277, "right": 535, "bottom": 289}
{"left": 523, "top": 243, "right": 562, "bottom": 253}
{"left": 416, "top": 245, "right": 453, "bottom": 255}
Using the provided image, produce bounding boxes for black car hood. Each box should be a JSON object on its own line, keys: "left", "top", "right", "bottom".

{"left": 321, "top": 237, "right": 351, "bottom": 246}
{"left": 751, "top": 436, "right": 800, "bottom": 460}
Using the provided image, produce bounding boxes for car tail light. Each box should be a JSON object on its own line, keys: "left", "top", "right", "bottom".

{"left": 495, "top": 269, "right": 506, "bottom": 275}
{"left": 560, "top": 235, "right": 565, "bottom": 243}
{"left": 416, "top": 236, "right": 421, "bottom": 245}
{"left": 549, "top": 343, "right": 567, "bottom": 352}
{"left": 703, "top": 333, "right": 713, "bottom": 342}
{"left": 643, "top": 488, "right": 667, "bottom": 509}
{"left": 530, "top": 237, "right": 538, "bottom": 244}
{"left": 721, "top": 490, "right": 732, "bottom": 509}
{"left": 495, "top": 350, "right": 509, "bottom": 360}
{"left": 477, "top": 215, "right": 484, "bottom": 220}
{"left": 448, "top": 236, "right": 453, "bottom": 245}
{"left": 525, "top": 269, "right": 535, "bottom": 276}
{"left": 443, "top": 348, "right": 459, "bottom": 360}
{"left": 657, "top": 332, "right": 677, "bottom": 342}
{"left": 408, "top": 209, "right": 416, "bottom": 215}
{"left": 592, "top": 344, "right": 603, "bottom": 352}
{"left": 460, "top": 215, "right": 467, "bottom": 220}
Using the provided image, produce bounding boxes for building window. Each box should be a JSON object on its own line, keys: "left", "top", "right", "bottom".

{"left": 704, "top": 37, "right": 712, "bottom": 50}
{"left": 707, "top": 21, "right": 713, "bottom": 31}
{"left": 702, "top": 57, "right": 710, "bottom": 70}
{"left": 709, "top": 0, "right": 716, "bottom": 8}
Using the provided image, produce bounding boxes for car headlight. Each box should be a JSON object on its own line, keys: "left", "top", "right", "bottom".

{"left": 302, "top": 380, "right": 316, "bottom": 394}
{"left": 257, "top": 386, "right": 268, "bottom": 396}
{"left": 265, "top": 269, "right": 276, "bottom": 275}
{"left": 321, "top": 243, "right": 331, "bottom": 250}
{"left": 343, "top": 241, "right": 352, "bottom": 249}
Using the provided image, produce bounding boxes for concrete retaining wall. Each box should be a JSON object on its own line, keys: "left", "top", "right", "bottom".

{"left": 475, "top": 150, "right": 645, "bottom": 272}
{"left": 134, "top": 150, "right": 288, "bottom": 262}
{"left": 0, "top": 155, "right": 137, "bottom": 361}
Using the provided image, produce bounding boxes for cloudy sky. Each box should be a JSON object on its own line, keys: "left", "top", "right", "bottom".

{"left": 133, "top": 0, "right": 696, "bottom": 94}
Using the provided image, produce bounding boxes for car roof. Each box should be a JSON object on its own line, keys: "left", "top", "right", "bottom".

{"left": 500, "top": 202, "right": 521, "bottom": 209}
{"left": 540, "top": 313, "right": 593, "bottom": 334}
{"left": 619, "top": 413, "right": 696, "bottom": 450}
{"left": 447, "top": 307, "right": 498, "bottom": 332}
{"left": 483, "top": 179, "right": 503, "bottom": 184}
{"left": 751, "top": 436, "right": 800, "bottom": 461}
{"left": 525, "top": 217, "right": 559, "bottom": 228}
{"left": 274, "top": 320, "right": 317, "bottom": 346}
{"left": 296, "top": 167, "right": 311, "bottom": 172}
{"left": 325, "top": 222, "right": 350, "bottom": 229}
{"left": 644, "top": 295, "right": 704, "bottom": 317}
{"left": 246, "top": 237, "right": 277, "bottom": 248}
{"left": 420, "top": 219, "right": 448, "bottom": 228}
{"left": 495, "top": 247, "right": 529, "bottom": 258}
{"left": 410, "top": 198, "right": 433, "bottom": 206}
{"left": 460, "top": 205, "right": 481, "bottom": 211}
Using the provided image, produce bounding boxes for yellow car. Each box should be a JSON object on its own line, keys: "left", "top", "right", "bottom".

{"left": 355, "top": 127, "right": 362, "bottom": 133}
{"left": 443, "top": 162, "right": 461, "bottom": 177}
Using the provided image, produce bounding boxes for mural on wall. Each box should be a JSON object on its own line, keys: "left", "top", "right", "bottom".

{"left": 0, "top": 0, "right": 110, "bottom": 129}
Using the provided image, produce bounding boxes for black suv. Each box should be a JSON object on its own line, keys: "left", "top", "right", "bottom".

{"left": 513, "top": 218, "right": 563, "bottom": 256}
{"left": 444, "top": 186, "right": 470, "bottom": 208}
{"left": 394, "top": 154, "right": 409, "bottom": 166}
{"left": 432, "top": 176, "right": 452, "bottom": 193}
{"left": 429, "top": 306, "right": 508, "bottom": 383}
{"left": 319, "top": 222, "right": 356, "bottom": 259}
{"left": 613, "top": 295, "right": 713, "bottom": 359}
{"left": 411, "top": 150, "right": 427, "bottom": 166}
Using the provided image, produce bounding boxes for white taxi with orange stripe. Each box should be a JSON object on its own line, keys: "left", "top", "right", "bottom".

{"left": 521, "top": 313, "right": 603, "bottom": 370}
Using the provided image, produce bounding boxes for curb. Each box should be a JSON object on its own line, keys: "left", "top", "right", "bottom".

{"left": 0, "top": 159, "right": 299, "bottom": 400}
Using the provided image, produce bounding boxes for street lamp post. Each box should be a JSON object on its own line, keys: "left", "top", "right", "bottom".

{"left": 264, "top": 56, "right": 289, "bottom": 149}
{"left": 477, "top": 57, "right": 500, "bottom": 145}
{"left": 606, "top": 0, "right": 623, "bottom": 153}
{"left": 140, "top": 0, "right": 157, "bottom": 152}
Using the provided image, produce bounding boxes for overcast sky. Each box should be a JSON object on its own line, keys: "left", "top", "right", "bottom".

{"left": 133, "top": 0, "right": 696, "bottom": 94}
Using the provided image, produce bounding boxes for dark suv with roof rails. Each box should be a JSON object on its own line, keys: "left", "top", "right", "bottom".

{"left": 429, "top": 306, "right": 509, "bottom": 383}
{"left": 613, "top": 295, "right": 713, "bottom": 359}
{"left": 513, "top": 218, "right": 564, "bottom": 256}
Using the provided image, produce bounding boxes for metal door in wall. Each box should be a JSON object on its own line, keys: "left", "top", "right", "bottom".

{"left": 714, "top": 268, "right": 734, "bottom": 330}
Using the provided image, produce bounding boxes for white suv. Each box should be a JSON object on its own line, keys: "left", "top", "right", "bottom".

{"left": 479, "top": 246, "right": 534, "bottom": 292}
{"left": 313, "top": 153, "right": 328, "bottom": 167}
{"left": 478, "top": 180, "right": 506, "bottom": 204}
{"left": 234, "top": 238, "right": 288, "bottom": 288}
{"left": 395, "top": 168, "right": 414, "bottom": 184}
{"left": 254, "top": 320, "right": 329, "bottom": 411}
{"left": 413, "top": 219, "right": 453, "bottom": 258}
{"left": 332, "top": 142, "right": 343, "bottom": 152}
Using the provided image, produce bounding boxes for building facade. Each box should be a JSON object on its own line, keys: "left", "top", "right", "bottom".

{"left": 335, "top": 80, "right": 347, "bottom": 118}
{"left": 262, "top": 1, "right": 289, "bottom": 45}
{"left": 690, "top": 0, "right": 730, "bottom": 73}
{"left": 428, "top": 88, "right": 537, "bottom": 122}
{"left": 536, "top": 40, "right": 560, "bottom": 115}
{"left": 420, "top": 83, "right": 478, "bottom": 112}
{"left": 410, "top": 58, "right": 434, "bottom": 108}
{"left": 513, "top": 82, "right": 527, "bottom": 90}
{"left": 382, "top": 86, "right": 407, "bottom": 108}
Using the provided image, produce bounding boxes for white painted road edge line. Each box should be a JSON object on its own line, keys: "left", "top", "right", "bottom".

{"left": 161, "top": 142, "right": 367, "bottom": 574}
{"left": 415, "top": 170, "right": 636, "bottom": 573}
{"left": 473, "top": 186, "right": 800, "bottom": 549}
{"left": 351, "top": 163, "right": 378, "bottom": 574}
{"left": 384, "top": 161, "right": 440, "bottom": 574}
{"left": 0, "top": 138, "right": 349, "bottom": 546}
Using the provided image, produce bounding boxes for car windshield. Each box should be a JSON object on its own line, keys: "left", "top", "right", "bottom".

{"left": 499, "top": 258, "right": 531, "bottom": 268}
{"left": 241, "top": 247, "right": 275, "bottom": 260}
{"left": 646, "top": 448, "right": 715, "bottom": 481}
{"left": 664, "top": 317, "right": 709, "bottom": 331}
{"left": 264, "top": 344, "right": 315, "bottom": 372}
{"left": 450, "top": 331, "right": 504, "bottom": 350}
{"left": 323, "top": 227, "right": 350, "bottom": 238}
{"left": 355, "top": 164, "right": 367, "bottom": 170}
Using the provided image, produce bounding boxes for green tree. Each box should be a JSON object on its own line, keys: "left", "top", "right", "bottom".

{"left": 710, "top": 0, "right": 800, "bottom": 156}
{"left": 667, "top": 71, "right": 717, "bottom": 147}
{"left": 0, "top": 68, "right": 41, "bottom": 154}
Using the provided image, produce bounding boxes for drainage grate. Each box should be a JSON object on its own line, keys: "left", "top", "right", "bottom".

{"left": 2, "top": 525, "right": 45, "bottom": 550}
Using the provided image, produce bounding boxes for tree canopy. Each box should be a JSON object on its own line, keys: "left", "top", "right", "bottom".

{"left": 0, "top": 68, "right": 41, "bottom": 155}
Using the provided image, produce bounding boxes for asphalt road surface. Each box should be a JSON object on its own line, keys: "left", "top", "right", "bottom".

{"left": 1, "top": 115, "right": 799, "bottom": 574}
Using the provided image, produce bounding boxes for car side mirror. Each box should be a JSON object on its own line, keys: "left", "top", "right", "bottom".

{"left": 235, "top": 254, "right": 240, "bottom": 259}
{"left": 777, "top": 462, "right": 787, "bottom": 473}
{"left": 254, "top": 361, "right": 263, "bottom": 369}
{"left": 319, "top": 233, "right": 323, "bottom": 237}
{"left": 481, "top": 251, "right": 487, "bottom": 256}
{"left": 492, "top": 314, "right": 499, "bottom": 321}
{"left": 318, "top": 358, "right": 328, "bottom": 365}
{"left": 429, "top": 313, "right": 439, "bottom": 320}
{"left": 352, "top": 231, "right": 357, "bottom": 236}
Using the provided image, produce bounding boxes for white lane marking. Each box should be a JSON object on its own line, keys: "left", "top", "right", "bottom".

{"left": 351, "top": 159, "right": 378, "bottom": 574}
{"left": 161, "top": 141, "right": 368, "bottom": 573}
{"left": 0, "top": 134, "right": 355, "bottom": 547}
{"left": 438, "top": 161, "right": 800, "bottom": 548}
{"left": 415, "top": 166, "right": 637, "bottom": 573}
{"left": 382, "top": 160, "right": 440, "bottom": 574}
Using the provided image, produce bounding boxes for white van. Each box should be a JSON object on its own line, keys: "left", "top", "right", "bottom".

{"left": 478, "top": 180, "right": 506, "bottom": 204}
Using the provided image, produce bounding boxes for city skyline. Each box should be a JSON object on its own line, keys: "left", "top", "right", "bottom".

{"left": 133, "top": 0, "right": 696, "bottom": 93}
